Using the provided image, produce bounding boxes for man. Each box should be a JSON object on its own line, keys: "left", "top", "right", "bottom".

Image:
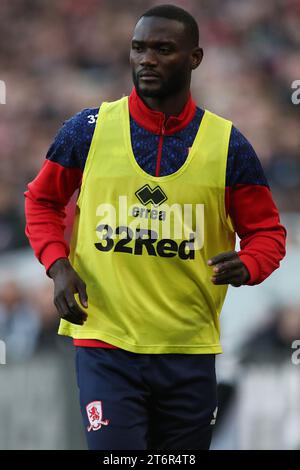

{"left": 24, "top": 4, "right": 286, "bottom": 450}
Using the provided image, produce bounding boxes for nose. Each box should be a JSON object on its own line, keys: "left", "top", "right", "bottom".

{"left": 140, "top": 48, "right": 157, "bottom": 67}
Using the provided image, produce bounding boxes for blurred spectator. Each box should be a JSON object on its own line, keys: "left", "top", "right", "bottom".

{"left": 211, "top": 304, "right": 300, "bottom": 450}
{"left": 0, "top": 280, "right": 41, "bottom": 361}
{"left": 0, "top": 181, "right": 28, "bottom": 253}
{"left": 28, "top": 281, "right": 60, "bottom": 351}
{"left": 235, "top": 304, "right": 300, "bottom": 449}
{"left": 241, "top": 304, "right": 300, "bottom": 365}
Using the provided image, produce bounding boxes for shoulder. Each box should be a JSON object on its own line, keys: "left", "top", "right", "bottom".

{"left": 226, "top": 125, "right": 269, "bottom": 187}
{"left": 46, "top": 107, "right": 99, "bottom": 169}
{"left": 50, "top": 106, "right": 100, "bottom": 146}
{"left": 62, "top": 107, "right": 100, "bottom": 131}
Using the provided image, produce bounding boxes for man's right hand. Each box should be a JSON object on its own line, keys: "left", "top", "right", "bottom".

{"left": 48, "top": 258, "right": 88, "bottom": 326}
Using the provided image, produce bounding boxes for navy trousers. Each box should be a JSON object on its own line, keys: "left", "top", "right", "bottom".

{"left": 75, "top": 347, "right": 217, "bottom": 450}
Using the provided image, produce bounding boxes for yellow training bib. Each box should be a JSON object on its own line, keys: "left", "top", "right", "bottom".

{"left": 58, "top": 96, "right": 235, "bottom": 353}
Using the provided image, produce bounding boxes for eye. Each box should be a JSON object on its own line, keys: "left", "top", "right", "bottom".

{"left": 158, "top": 47, "right": 171, "bottom": 54}
{"left": 132, "top": 44, "right": 143, "bottom": 53}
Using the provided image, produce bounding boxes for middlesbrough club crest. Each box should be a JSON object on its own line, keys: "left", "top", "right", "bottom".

{"left": 86, "top": 401, "right": 110, "bottom": 432}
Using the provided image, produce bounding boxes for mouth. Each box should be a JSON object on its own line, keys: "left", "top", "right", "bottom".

{"left": 140, "top": 76, "right": 160, "bottom": 83}
{"left": 138, "top": 71, "right": 161, "bottom": 82}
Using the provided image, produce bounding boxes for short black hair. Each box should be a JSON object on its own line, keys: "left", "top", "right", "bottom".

{"left": 140, "top": 4, "right": 199, "bottom": 47}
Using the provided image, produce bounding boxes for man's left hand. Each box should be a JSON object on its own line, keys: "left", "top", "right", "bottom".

{"left": 207, "top": 251, "right": 250, "bottom": 287}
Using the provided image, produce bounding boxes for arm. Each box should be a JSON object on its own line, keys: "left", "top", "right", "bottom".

{"left": 24, "top": 108, "right": 99, "bottom": 323}
{"left": 208, "top": 126, "right": 286, "bottom": 286}
{"left": 24, "top": 108, "right": 98, "bottom": 274}
{"left": 24, "top": 159, "right": 82, "bottom": 273}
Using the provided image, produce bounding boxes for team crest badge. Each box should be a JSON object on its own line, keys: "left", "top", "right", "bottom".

{"left": 86, "top": 401, "right": 110, "bottom": 432}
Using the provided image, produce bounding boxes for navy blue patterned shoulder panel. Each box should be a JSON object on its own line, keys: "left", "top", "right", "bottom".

{"left": 46, "top": 106, "right": 268, "bottom": 187}
{"left": 226, "top": 126, "right": 269, "bottom": 187}
{"left": 46, "top": 108, "right": 99, "bottom": 170}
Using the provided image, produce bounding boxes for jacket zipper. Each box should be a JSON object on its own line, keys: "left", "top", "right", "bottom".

{"left": 155, "top": 120, "right": 166, "bottom": 177}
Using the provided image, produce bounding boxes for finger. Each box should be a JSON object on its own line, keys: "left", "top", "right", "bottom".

{"left": 76, "top": 281, "right": 88, "bottom": 308}
{"left": 65, "top": 291, "right": 88, "bottom": 322}
{"left": 212, "top": 275, "right": 242, "bottom": 286}
{"left": 207, "top": 251, "right": 237, "bottom": 266}
{"left": 54, "top": 294, "right": 71, "bottom": 317}
{"left": 212, "top": 258, "right": 241, "bottom": 274}
{"left": 63, "top": 309, "right": 86, "bottom": 325}
{"left": 55, "top": 296, "right": 85, "bottom": 325}
{"left": 65, "top": 314, "right": 86, "bottom": 326}
{"left": 211, "top": 266, "right": 241, "bottom": 281}
{"left": 230, "top": 280, "right": 243, "bottom": 287}
{"left": 54, "top": 295, "right": 66, "bottom": 317}
{"left": 211, "top": 268, "right": 242, "bottom": 284}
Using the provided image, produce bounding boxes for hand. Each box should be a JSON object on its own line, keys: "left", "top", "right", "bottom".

{"left": 207, "top": 251, "right": 250, "bottom": 287}
{"left": 49, "top": 258, "right": 88, "bottom": 325}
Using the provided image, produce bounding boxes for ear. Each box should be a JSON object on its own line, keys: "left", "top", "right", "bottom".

{"left": 191, "top": 47, "right": 203, "bottom": 70}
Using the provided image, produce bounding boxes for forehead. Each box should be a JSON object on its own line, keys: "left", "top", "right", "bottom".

{"left": 132, "top": 16, "right": 187, "bottom": 44}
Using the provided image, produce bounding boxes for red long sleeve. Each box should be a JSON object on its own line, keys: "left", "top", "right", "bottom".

{"left": 24, "top": 159, "right": 82, "bottom": 274}
{"left": 226, "top": 184, "right": 287, "bottom": 285}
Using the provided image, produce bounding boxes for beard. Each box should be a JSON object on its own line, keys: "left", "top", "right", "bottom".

{"left": 132, "top": 63, "right": 190, "bottom": 99}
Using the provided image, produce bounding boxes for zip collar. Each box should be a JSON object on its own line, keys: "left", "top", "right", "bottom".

{"left": 128, "top": 87, "right": 196, "bottom": 136}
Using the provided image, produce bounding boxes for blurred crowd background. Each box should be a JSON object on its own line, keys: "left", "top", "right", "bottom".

{"left": 0, "top": 0, "right": 300, "bottom": 449}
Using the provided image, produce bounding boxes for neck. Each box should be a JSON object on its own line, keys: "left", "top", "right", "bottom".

{"left": 139, "top": 85, "right": 191, "bottom": 118}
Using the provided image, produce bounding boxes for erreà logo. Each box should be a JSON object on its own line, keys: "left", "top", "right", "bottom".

{"left": 135, "top": 184, "right": 167, "bottom": 207}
